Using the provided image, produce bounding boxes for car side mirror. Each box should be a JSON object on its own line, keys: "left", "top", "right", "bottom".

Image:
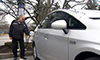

{"left": 51, "top": 20, "right": 67, "bottom": 29}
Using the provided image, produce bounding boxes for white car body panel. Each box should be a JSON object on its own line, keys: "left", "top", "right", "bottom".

{"left": 33, "top": 9, "right": 100, "bottom": 60}
{"left": 36, "top": 29, "right": 69, "bottom": 60}
{"left": 68, "top": 30, "right": 100, "bottom": 60}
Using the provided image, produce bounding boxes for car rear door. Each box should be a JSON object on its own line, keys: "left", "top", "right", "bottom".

{"left": 68, "top": 15, "right": 86, "bottom": 60}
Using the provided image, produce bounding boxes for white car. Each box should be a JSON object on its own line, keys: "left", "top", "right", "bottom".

{"left": 32, "top": 8, "right": 100, "bottom": 60}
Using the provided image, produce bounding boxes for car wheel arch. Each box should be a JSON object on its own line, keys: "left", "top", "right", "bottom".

{"left": 74, "top": 51, "right": 100, "bottom": 60}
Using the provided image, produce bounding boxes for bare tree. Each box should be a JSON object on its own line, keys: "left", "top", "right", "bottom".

{"left": 0, "top": 16, "right": 9, "bottom": 33}
{"left": 62, "top": 0, "right": 99, "bottom": 10}
{"left": 0, "top": 0, "right": 60, "bottom": 26}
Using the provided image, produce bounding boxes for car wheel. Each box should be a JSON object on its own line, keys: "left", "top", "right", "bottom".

{"left": 85, "top": 57, "right": 100, "bottom": 60}
{"left": 32, "top": 41, "right": 39, "bottom": 60}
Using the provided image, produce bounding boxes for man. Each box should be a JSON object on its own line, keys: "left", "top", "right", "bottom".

{"left": 9, "top": 15, "right": 30, "bottom": 60}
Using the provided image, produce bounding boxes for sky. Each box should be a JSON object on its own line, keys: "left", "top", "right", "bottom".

{"left": 5, "top": 0, "right": 65, "bottom": 24}
{"left": 5, "top": 15, "right": 15, "bottom": 24}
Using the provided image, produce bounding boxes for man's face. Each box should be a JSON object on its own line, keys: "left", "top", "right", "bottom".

{"left": 19, "top": 15, "right": 25, "bottom": 22}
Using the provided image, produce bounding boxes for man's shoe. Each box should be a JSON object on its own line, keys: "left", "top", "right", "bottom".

{"left": 20, "top": 57, "right": 27, "bottom": 59}
{"left": 14, "top": 57, "right": 17, "bottom": 60}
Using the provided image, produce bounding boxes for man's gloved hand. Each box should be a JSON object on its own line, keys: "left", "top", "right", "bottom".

{"left": 9, "top": 37, "right": 12, "bottom": 40}
{"left": 29, "top": 31, "right": 34, "bottom": 36}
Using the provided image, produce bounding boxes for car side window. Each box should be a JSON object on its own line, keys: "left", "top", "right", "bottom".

{"left": 40, "top": 16, "right": 49, "bottom": 28}
{"left": 40, "top": 11, "right": 86, "bottom": 29}
{"left": 68, "top": 16, "right": 86, "bottom": 29}
{"left": 47, "top": 11, "right": 69, "bottom": 28}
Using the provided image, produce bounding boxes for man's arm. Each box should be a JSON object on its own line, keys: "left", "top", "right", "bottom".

{"left": 24, "top": 22, "right": 30, "bottom": 36}
{"left": 9, "top": 20, "right": 14, "bottom": 39}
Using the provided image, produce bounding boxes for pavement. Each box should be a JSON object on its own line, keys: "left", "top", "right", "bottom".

{"left": 0, "top": 34, "right": 33, "bottom": 59}
{"left": 1, "top": 56, "right": 34, "bottom": 60}
{"left": 0, "top": 34, "right": 11, "bottom": 46}
{"left": 0, "top": 51, "right": 33, "bottom": 59}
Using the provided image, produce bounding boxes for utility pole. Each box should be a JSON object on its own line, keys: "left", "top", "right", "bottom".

{"left": 17, "top": 0, "right": 25, "bottom": 16}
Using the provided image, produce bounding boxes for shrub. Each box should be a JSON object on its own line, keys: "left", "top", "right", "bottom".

{"left": 5, "top": 42, "right": 12, "bottom": 48}
{"left": 24, "top": 42, "right": 32, "bottom": 49}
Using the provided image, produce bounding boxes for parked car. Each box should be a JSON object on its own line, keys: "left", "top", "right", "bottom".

{"left": 32, "top": 8, "right": 100, "bottom": 60}
{"left": 32, "top": 0, "right": 100, "bottom": 60}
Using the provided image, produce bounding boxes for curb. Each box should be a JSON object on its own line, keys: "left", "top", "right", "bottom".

{"left": 0, "top": 51, "right": 33, "bottom": 59}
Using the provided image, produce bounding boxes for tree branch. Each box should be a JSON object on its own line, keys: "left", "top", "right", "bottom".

{"left": 1, "top": 1, "right": 17, "bottom": 17}
{"left": 23, "top": 7, "right": 38, "bottom": 25}
{"left": 0, "top": 9, "right": 16, "bottom": 19}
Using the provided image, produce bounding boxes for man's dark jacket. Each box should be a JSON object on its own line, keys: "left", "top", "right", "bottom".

{"left": 9, "top": 20, "right": 29, "bottom": 39}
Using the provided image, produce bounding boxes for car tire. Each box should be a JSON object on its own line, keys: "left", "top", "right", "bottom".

{"left": 85, "top": 57, "right": 100, "bottom": 60}
{"left": 32, "top": 41, "right": 39, "bottom": 60}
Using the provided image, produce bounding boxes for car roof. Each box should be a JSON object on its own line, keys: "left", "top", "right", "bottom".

{"left": 50, "top": 9, "right": 100, "bottom": 29}
{"left": 51, "top": 9, "right": 100, "bottom": 20}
